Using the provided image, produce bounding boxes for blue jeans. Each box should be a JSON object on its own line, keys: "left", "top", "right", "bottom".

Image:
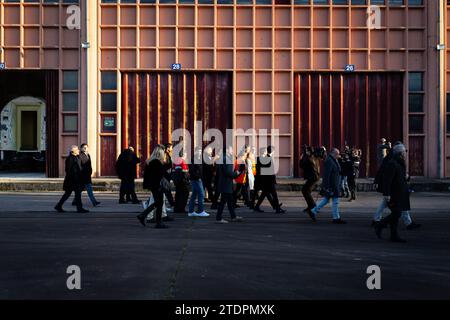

{"left": 85, "top": 183, "right": 98, "bottom": 205}
{"left": 189, "top": 180, "right": 205, "bottom": 213}
{"left": 312, "top": 196, "right": 340, "bottom": 220}
{"left": 374, "top": 197, "right": 412, "bottom": 226}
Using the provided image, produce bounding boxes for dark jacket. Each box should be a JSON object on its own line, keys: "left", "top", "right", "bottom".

{"left": 63, "top": 154, "right": 82, "bottom": 191}
{"left": 189, "top": 155, "right": 203, "bottom": 181}
{"left": 216, "top": 154, "right": 240, "bottom": 194}
{"left": 300, "top": 154, "right": 320, "bottom": 181}
{"left": 255, "top": 155, "right": 276, "bottom": 190}
{"left": 374, "top": 152, "right": 393, "bottom": 193}
{"left": 79, "top": 152, "right": 93, "bottom": 185}
{"left": 320, "top": 155, "right": 341, "bottom": 198}
{"left": 116, "top": 149, "right": 140, "bottom": 181}
{"left": 143, "top": 159, "right": 165, "bottom": 193}
{"left": 382, "top": 155, "right": 411, "bottom": 212}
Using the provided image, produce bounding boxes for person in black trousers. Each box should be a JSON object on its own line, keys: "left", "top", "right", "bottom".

{"left": 172, "top": 148, "right": 190, "bottom": 213}
{"left": 253, "top": 146, "right": 285, "bottom": 214}
{"left": 55, "top": 145, "right": 89, "bottom": 213}
{"left": 137, "top": 145, "right": 170, "bottom": 229}
{"left": 374, "top": 143, "right": 409, "bottom": 242}
{"left": 215, "top": 145, "right": 244, "bottom": 224}
{"left": 300, "top": 146, "right": 323, "bottom": 213}
{"left": 116, "top": 146, "right": 140, "bottom": 204}
{"left": 202, "top": 146, "right": 215, "bottom": 203}
{"left": 162, "top": 143, "right": 176, "bottom": 209}
{"left": 72, "top": 143, "right": 100, "bottom": 207}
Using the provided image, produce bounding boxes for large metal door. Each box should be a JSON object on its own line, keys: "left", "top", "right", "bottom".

{"left": 294, "top": 72, "right": 404, "bottom": 177}
{"left": 117, "top": 72, "right": 232, "bottom": 177}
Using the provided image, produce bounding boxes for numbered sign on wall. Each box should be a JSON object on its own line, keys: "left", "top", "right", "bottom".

{"left": 171, "top": 63, "right": 181, "bottom": 71}
{"left": 345, "top": 65, "right": 355, "bottom": 72}
{"left": 0, "top": 62, "right": 5, "bottom": 70}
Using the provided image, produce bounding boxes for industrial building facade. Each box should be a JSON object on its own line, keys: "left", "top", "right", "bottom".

{"left": 0, "top": 0, "right": 448, "bottom": 178}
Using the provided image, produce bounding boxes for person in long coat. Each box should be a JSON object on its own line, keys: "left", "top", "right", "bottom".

{"left": 72, "top": 143, "right": 100, "bottom": 207}
{"left": 374, "top": 143, "right": 410, "bottom": 242}
{"left": 373, "top": 145, "right": 420, "bottom": 230}
{"left": 137, "top": 145, "right": 170, "bottom": 229}
{"left": 116, "top": 146, "right": 140, "bottom": 204}
{"left": 309, "top": 148, "right": 346, "bottom": 224}
{"left": 253, "top": 146, "right": 285, "bottom": 213}
{"left": 54, "top": 145, "right": 89, "bottom": 213}
{"left": 215, "top": 145, "right": 244, "bottom": 224}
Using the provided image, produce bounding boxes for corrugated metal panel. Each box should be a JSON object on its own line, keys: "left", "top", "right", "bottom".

{"left": 121, "top": 72, "right": 232, "bottom": 177}
{"left": 294, "top": 72, "right": 404, "bottom": 178}
{"left": 44, "top": 70, "right": 59, "bottom": 178}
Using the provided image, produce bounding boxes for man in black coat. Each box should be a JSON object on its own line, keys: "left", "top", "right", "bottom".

{"left": 72, "top": 143, "right": 100, "bottom": 207}
{"left": 55, "top": 145, "right": 89, "bottom": 213}
{"left": 374, "top": 143, "right": 410, "bottom": 242}
{"left": 309, "top": 148, "right": 346, "bottom": 224}
{"left": 253, "top": 146, "right": 285, "bottom": 214}
{"left": 373, "top": 145, "right": 420, "bottom": 230}
{"left": 215, "top": 145, "right": 244, "bottom": 224}
{"left": 116, "top": 146, "right": 140, "bottom": 204}
{"left": 300, "top": 146, "right": 324, "bottom": 213}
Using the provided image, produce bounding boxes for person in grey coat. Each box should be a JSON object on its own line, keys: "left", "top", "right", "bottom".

{"left": 308, "top": 148, "right": 346, "bottom": 224}
{"left": 215, "top": 145, "right": 244, "bottom": 224}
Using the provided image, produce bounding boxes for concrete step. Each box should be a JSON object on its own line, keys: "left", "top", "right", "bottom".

{"left": 1, "top": 177, "right": 449, "bottom": 192}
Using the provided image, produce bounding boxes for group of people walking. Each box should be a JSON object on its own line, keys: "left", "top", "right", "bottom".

{"left": 133, "top": 143, "right": 285, "bottom": 228}
{"left": 299, "top": 138, "right": 420, "bottom": 242}
{"left": 54, "top": 138, "right": 419, "bottom": 242}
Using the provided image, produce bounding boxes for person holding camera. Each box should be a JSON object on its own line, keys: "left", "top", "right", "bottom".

{"left": 299, "top": 145, "right": 324, "bottom": 214}
{"left": 307, "top": 148, "right": 346, "bottom": 224}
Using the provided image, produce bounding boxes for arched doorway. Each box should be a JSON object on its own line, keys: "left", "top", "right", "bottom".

{"left": 0, "top": 70, "right": 59, "bottom": 177}
{"left": 0, "top": 97, "right": 46, "bottom": 174}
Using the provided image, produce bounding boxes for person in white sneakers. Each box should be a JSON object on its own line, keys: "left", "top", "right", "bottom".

{"left": 188, "top": 147, "right": 209, "bottom": 218}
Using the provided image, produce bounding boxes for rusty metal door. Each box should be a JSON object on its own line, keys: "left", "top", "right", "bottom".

{"left": 120, "top": 72, "right": 232, "bottom": 177}
{"left": 294, "top": 72, "right": 404, "bottom": 178}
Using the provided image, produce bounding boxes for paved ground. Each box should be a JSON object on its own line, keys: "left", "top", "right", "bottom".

{"left": 0, "top": 191, "right": 449, "bottom": 300}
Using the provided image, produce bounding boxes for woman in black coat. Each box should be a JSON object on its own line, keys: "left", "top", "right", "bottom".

{"left": 137, "top": 145, "right": 169, "bottom": 229}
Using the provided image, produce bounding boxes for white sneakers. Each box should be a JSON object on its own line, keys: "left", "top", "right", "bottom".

{"left": 188, "top": 211, "right": 210, "bottom": 217}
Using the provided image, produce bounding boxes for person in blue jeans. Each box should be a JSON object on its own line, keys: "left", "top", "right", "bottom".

{"left": 188, "top": 147, "right": 209, "bottom": 217}
{"left": 307, "top": 148, "right": 347, "bottom": 224}
{"left": 72, "top": 143, "right": 100, "bottom": 207}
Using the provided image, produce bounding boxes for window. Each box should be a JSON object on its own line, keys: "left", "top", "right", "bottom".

{"left": 63, "top": 115, "right": 78, "bottom": 133}
{"left": 294, "top": 0, "right": 309, "bottom": 3}
{"left": 408, "top": 72, "right": 424, "bottom": 135}
{"left": 447, "top": 116, "right": 450, "bottom": 134}
{"left": 351, "top": 0, "right": 366, "bottom": 4}
{"left": 333, "top": 0, "right": 348, "bottom": 4}
{"left": 101, "top": 93, "right": 117, "bottom": 112}
{"left": 408, "top": 72, "right": 423, "bottom": 91}
{"left": 313, "top": 0, "right": 328, "bottom": 3}
{"left": 389, "top": 0, "right": 404, "bottom": 5}
{"left": 63, "top": 71, "right": 78, "bottom": 112}
{"left": 408, "top": 93, "right": 423, "bottom": 113}
{"left": 371, "top": 0, "right": 385, "bottom": 4}
{"left": 101, "top": 71, "right": 117, "bottom": 90}
{"left": 409, "top": 115, "right": 423, "bottom": 134}
{"left": 63, "top": 93, "right": 78, "bottom": 112}
{"left": 63, "top": 71, "right": 78, "bottom": 91}
{"left": 408, "top": 0, "right": 423, "bottom": 5}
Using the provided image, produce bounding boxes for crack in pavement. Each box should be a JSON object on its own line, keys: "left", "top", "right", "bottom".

{"left": 164, "top": 217, "right": 196, "bottom": 300}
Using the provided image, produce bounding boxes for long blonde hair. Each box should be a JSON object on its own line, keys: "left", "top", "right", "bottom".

{"left": 148, "top": 144, "right": 165, "bottom": 163}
